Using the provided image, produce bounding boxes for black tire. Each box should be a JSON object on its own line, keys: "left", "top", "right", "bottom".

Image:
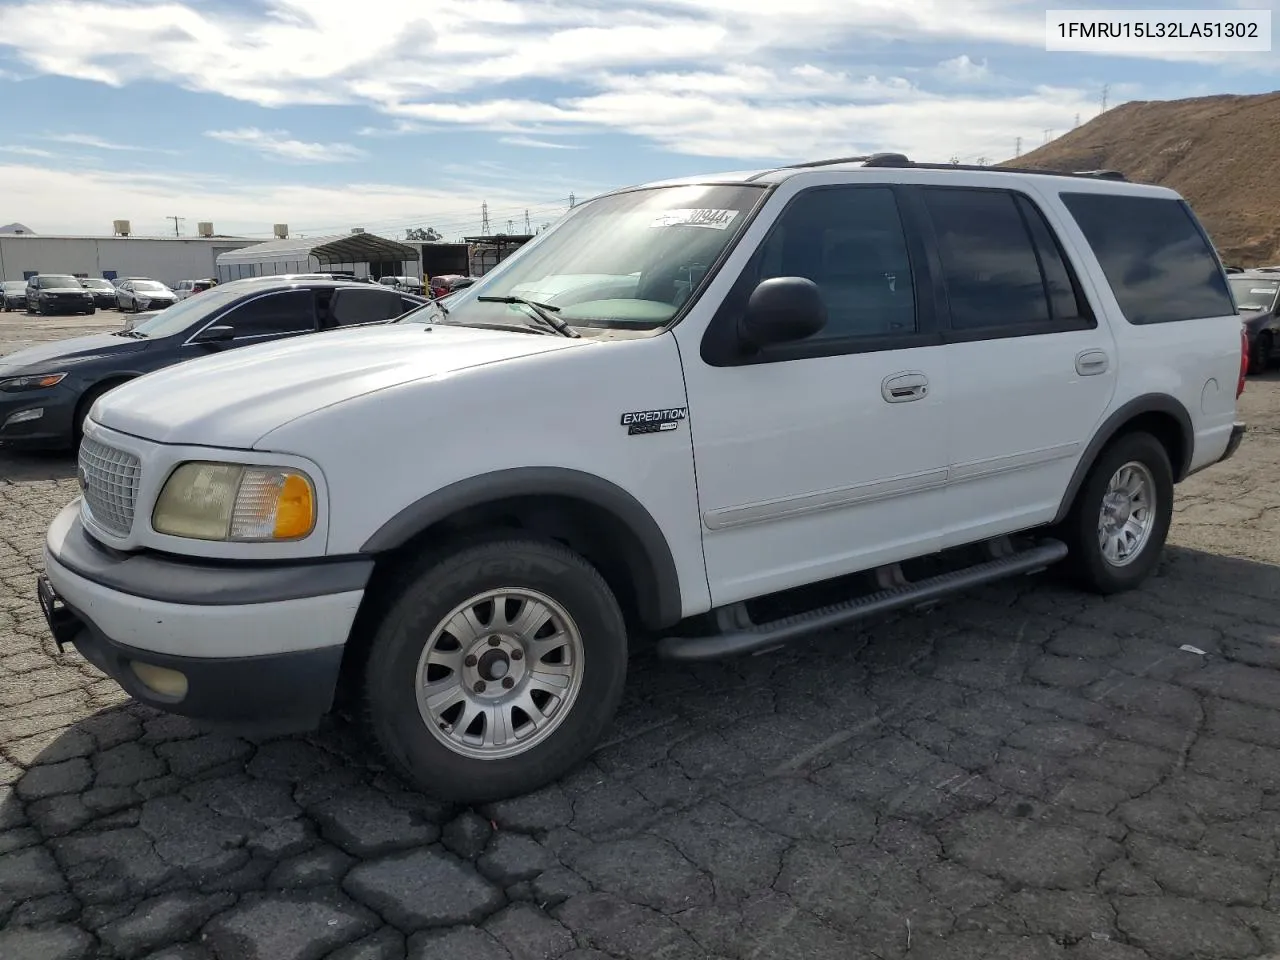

{"left": 72, "top": 381, "right": 124, "bottom": 449}
{"left": 1248, "top": 332, "right": 1272, "bottom": 375}
{"left": 363, "top": 535, "right": 628, "bottom": 804}
{"left": 1060, "top": 431, "right": 1174, "bottom": 594}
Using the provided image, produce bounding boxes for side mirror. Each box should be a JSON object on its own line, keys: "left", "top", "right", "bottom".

{"left": 191, "top": 325, "right": 234, "bottom": 344}
{"left": 739, "top": 277, "right": 827, "bottom": 347}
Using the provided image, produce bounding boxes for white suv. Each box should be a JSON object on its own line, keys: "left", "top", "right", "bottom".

{"left": 38, "top": 154, "right": 1248, "bottom": 803}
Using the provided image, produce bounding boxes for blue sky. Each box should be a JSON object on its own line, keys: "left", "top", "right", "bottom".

{"left": 0, "top": 0, "right": 1274, "bottom": 239}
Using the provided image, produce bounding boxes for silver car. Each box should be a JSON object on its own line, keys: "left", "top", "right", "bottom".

{"left": 116, "top": 278, "right": 178, "bottom": 312}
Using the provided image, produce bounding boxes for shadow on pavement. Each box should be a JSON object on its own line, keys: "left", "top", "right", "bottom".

{"left": 0, "top": 449, "right": 76, "bottom": 483}
{"left": 2, "top": 544, "right": 1280, "bottom": 958}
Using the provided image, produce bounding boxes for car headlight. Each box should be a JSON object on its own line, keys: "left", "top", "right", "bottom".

{"left": 152, "top": 462, "right": 316, "bottom": 541}
{"left": 0, "top": 372, "right": 67, "bottom": 392}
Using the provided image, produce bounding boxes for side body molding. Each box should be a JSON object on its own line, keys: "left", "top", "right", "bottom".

{"left": 359, "top": 467, "right": 685, "bottom": 629}
{"left": 1052, "top": 393, "right": 1194, "bottom": 525}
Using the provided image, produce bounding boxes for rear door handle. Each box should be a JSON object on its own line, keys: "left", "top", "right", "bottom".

{"left": 1076, "top": 349, "right": 1109, "bottom": 376}
{"left": 882, "top": 371, "right": 929, "bottom": 403}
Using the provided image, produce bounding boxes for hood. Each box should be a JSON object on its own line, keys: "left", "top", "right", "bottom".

{"left": 135, "top": 290, "right": 175, "bottom": 299}
{"left": 93, "top": 322, "right": 590, "bottom": 448}
{"left": 0, "top": 333, "right": 146, "bottom": 373}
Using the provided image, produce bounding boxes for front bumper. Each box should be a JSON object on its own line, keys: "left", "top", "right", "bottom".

{"left": 40, "top": 501, "right": 373, "bottom": 732}
{"left": 0, "top": 383, "right": 80, "bottom": 447}
{"left": 33, "top": 297, "right": 95, "bottom": 314}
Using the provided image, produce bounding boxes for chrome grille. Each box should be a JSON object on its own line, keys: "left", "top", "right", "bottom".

{"left": 78, "top": 438, "right": 141, "bottom": 536}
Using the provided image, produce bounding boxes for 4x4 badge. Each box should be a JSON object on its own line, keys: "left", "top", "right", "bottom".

{"left": 620, "top": 407, "right": 687, "bottom": 436}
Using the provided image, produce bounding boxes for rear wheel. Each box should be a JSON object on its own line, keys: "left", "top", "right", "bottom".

{"left": 363, "top": 536, "right": 628, "bottom": 803}
{"left": 1060, "top": 431, "right": 1173, "bottom": 594}
{"left": 1249, "top": 332, "right": 1272, "bottom": 375}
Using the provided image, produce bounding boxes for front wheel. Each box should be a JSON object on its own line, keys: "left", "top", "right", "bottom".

{"left": 363, "top": 536, "right": 628, "bottom": 804}
{"left": 1061, "top": 431, "right": 1174, "bottom": 594}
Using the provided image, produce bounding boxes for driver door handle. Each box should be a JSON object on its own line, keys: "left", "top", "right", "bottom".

{"left": 882, "top": 371, "right": 929, "bottom": 403}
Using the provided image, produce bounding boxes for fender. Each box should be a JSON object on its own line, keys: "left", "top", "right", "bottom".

{"left": 360, "top": 466, "right": 684, "bottom": 629}
{"left": 1052, "top": 393, "right": 1194, "bottom": 525}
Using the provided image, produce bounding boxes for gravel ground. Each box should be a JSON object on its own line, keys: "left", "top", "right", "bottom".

{"left": 4, "top": 309, "right": 1280, "bottom": 960}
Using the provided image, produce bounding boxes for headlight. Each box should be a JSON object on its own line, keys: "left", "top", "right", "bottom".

{"left": 152, "top": 461, "right": 316, "bottom": 541}
{"left": 0, "top": 372, "right": 67, "bottom": 391}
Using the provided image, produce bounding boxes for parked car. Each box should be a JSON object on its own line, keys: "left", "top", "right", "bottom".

{"left": 34, "top": 156, "right": 1246, "bottom": 804}
{"left": 428, "top": 274, "right": 474, "bottom": 298}
{"left": 80, "top": 278, "right": 119, "bottom": 309}
{"left": 173, "top": 278, "right": 217, "bottom": 300}
{"left": 378, "top": 275, "right": 424, "bottom": 294}
{"left": 2, "top": 280, "right": 28, "bottom": 311}
{"left": 1231, "top": 270, "right": 1280, "bottom": 373}
{"left": 115, "top": 279, "right": 178, "bottom": 313}
{"left": 26, "top": 274, "right": 96, "bottom": 315}
{"left": 0, "top": 277, "right": 426, "bottom": 449}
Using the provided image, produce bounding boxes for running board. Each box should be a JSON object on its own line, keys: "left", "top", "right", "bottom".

{"left": 657, "top": 539, "right": 1069, "bottom": 662}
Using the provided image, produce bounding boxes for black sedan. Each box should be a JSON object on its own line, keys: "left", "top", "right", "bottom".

{"left": 80, "top": 277, "right": 120, "bottom": 309}
{"left": 1230, "top": 271, "right": 1280, "bottom": 373}
{"left": 2, "top": 280, "right": 26, "bottom": 311}
{"left": 0, "top": 277, "right": 427, "bottom": 449}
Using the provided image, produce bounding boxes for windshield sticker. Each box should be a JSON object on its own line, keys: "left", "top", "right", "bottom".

{"left": 649, "top": 209, "right": 739, "bottom": 230}
{"left": 1250, "top": 288, "right": 1277, "bottom": 294}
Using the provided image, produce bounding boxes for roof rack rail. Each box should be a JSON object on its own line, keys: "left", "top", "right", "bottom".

{"left": 768, "top": 153, "right": 1128, "bottom": 182}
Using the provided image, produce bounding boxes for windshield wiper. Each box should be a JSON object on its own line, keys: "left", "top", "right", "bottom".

{"left": 114, "top": 329, "right": 147, "bottom": 338}
{"left": 477, "top": 296, "right": 580, "bottom": 338}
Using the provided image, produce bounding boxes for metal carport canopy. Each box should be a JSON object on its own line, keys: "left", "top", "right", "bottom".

{"left": 215, "top": 233, "right": 419, "bottom": 266}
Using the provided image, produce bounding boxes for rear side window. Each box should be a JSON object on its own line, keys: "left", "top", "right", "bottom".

{"left": 1060, "top": 193, "right": 1235, "bottom": 324}
{"left": 329, "top": 288, "right": 408, "bottom": 326}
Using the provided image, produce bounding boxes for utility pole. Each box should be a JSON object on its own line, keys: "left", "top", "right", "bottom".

{"left": 1015, "top": 136, "right": 1022, "bottom": 157}
{"left": 167, "top": 216, "right": 184, "bottom": 237}
{"left": 506, "top": 219, "right": 514, "bottom": 233}
{"left": 1101, "top": 84, "right": 1109, "bottom": 113}
{"left": 480, "top": 202, "right": 490, "bottom": 236}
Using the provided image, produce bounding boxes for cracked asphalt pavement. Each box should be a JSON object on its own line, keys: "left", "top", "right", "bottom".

{"left": 4, "top": 311, "right": 1280, "bottom": 960}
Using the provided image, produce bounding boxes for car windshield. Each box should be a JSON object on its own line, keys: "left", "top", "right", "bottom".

{"left": 82, "top": 279, "right": 113, "bottom": 289}
{"left": 398, "top": 184, "right": 767, "bottom": 331}
{"left": 129, "top": 285, "right": 253, "bottom": 338}
{"left": 1230, "top": 277, "right": 1279, "bottom": 312}
{"left": 37, "top": 275, "right": 81, "bottom": 288}
{"left": 133, "top": 281, "right": 167, "bottom": 292}
{"left": 3, "top": 281, "right": 25, "bottom": 291}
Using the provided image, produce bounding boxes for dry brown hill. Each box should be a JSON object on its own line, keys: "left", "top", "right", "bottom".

{"left": 1004, "top": 92, "right": 1280, "bottom": 266}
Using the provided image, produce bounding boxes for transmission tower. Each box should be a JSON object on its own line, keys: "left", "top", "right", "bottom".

{"left": 524, "top": 209, "right": 531, "bottom": 233}
{"left": 480, "top": 202, "right": 490, "bottom": 236}
{"left": 568, "top": 192, "right": 576, "bottom": 208}
{"left": 1101, "top": 84, "right": 1109, "bottom": 113}
{"left": 1015, "top": 136, "right": 1022, "bottom": 157}
{"left": 1074, "top": 113, "right": 1080, "bottom": 128}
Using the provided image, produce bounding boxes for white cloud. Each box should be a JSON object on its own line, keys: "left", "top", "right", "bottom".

{"left": 39, "top": 132, "right": 171, "bottom": 153}
{"left": 0, "top": 145, "right": 59, "bottom": 159}
{"left": 499, "top": 136, "right": 582, "bottom": 150}
{"left": 935, "top": 55, "right": 990, "bottom": 83}
{"left": 205, "top": 128, "right": 367, "bottom": 163}
{"left": 0, "top": 161, "right": 575, "bottom": 239}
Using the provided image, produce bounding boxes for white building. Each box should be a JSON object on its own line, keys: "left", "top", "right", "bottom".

{"left": 0, "top": 233, "right": 261, "bottom": 288}
{"left": 215, "top": 232, "right": 420, "bottom": 283}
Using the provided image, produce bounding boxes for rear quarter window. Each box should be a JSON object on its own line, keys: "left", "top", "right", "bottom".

{"left": 1059, "top": 192, "right": 1234, "bottom": 324}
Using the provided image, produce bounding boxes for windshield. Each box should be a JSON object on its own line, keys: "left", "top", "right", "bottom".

{"left": 399, "top": 184, "right": 767, "bottom": 332}
{"left": 3, "top": 281, "right": 25, "bottom": 291}
{"left": 1230, "top": 277, "right": 1279, "bottom": 312}
{"left": 37, "top": 275, "right": 81, "bottom": 288}
{"left": 130, "top": 285, "right": 255, "bottom": 338}
{"left": 82, "top": 279, "right": 113, "bottom": 289}
{"left": 133, "top": 280, "right": 168, "bottom": 292}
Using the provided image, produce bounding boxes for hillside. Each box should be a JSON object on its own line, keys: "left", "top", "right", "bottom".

{"left": 1005, "top": 92, "right": 1280, "bottom": 266}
